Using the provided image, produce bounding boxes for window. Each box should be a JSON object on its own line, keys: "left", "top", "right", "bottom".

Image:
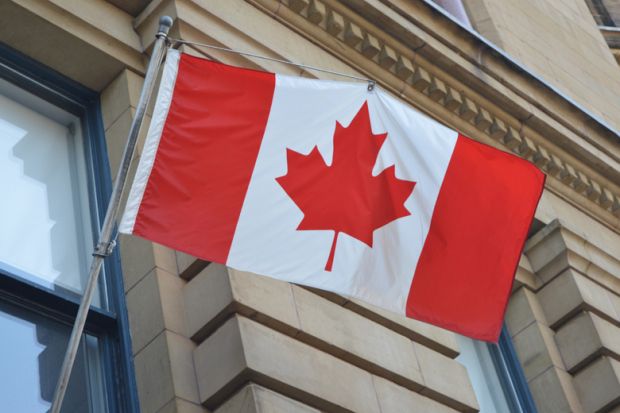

{"left": 458, "top": 327, "right": 538, "bottom": 412}
{"left": 0, "top": 43, "right": 138, "bottom": 412}
{"left": 586, "top": 0, "right": 620, "bottom": 28}
{"left": 0, "top": 77, "right": 102, "bottom": 306}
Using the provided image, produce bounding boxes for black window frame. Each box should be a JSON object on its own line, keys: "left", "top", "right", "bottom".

{"left": 0, "top": 42, "right": 140, "bottom": 412}
{"left": 487, "top": 325, "right": 539, "bottom": 413}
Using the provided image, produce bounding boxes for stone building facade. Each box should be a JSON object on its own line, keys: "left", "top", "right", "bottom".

{"left": 1, "top": 0, "right": 619, "bottom": 412}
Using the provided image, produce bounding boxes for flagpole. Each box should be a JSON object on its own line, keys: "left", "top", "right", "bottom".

{"left": 49, "top": 16, "right": 173, "bottom": 413}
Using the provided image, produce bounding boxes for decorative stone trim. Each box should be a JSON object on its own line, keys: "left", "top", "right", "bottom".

{"left": 271, "top": 0, "right": 620, "bottom": 220}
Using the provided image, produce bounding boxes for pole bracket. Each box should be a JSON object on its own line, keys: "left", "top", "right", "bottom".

{"left": 92, "top": 240, "right": 116, "bottom": 258}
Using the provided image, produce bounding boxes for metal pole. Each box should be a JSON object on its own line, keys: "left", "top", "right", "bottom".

{"left": 50, "top": 16, "right": 173, "bottom": 413}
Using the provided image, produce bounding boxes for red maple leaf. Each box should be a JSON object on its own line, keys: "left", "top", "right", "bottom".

{"left": 276, "top": 101, "right": 416, "bottom": 271}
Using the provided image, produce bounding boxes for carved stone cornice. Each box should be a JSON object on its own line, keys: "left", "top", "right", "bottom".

{"left": 3, "top": 0, "right": 146, "bottom": 90}
{"left": 242, "top": 0, "right": 620, "bottom": 230}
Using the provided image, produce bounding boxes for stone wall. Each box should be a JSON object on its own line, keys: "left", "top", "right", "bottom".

{"left": 465, "top": 0, "right": 620, "bottom": 131}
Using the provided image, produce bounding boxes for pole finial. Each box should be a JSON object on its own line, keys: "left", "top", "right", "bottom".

{"left": 157, "top": 16, "right": 174, "bottom": 37}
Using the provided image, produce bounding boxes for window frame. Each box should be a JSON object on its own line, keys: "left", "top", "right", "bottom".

{"left": 487, "top": 326, "right": 539, "bottom": 413}
{"left": 0, "top": 42, "right": 140, "bottom": 413}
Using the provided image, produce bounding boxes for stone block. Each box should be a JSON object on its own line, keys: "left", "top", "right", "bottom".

{"left": 193, "top": 318, "right": 247, "bottom": 408}
{"left": 104, "top": 107, "right": 134, "bottom": 176}
{"left": 127, "top": 268, "right": 165, "bottom": 354}
{"left": 514, "top": 256, "right": 543, "bottom": 291}
{"left": 213, "top": 386, "right": 257, "bottom": 413}
{"left": 175, "top": 251, "right": 209, "bottom": 280}
{"left": 489, "top": 117, "right": 508, "bottom": 140}
{"left": 474, "top": 107, "right": 492, "bottom": 130}
{"left": 343, "top": 298, "right": 459, "bottom": 358}
{"left": 545, "top": 154, "right": 562, "bottom": 177}
{"left": 574, "top": 357, "right": 620, "bottom": 413}
{"left": 158, "top": 270, "right": 190, "bottom": 337}
{"left": 152, "top": 243, "right": 181, "bottom": 276}
{"left": 127, "top": 266, "right": 188, "bottom": 353}
{"left": 372, "top": 376, "right": 458, "bottom": 413}
{"left": 194, "top": 316, "right": 382, "bottom": 412}
{"left": 184, "top": 263, "right": 234, "bottom": 341}
{"left": 120, "top": 235, "right": 157, "bottom": 292}
{"left": 361, "top": 33, "right": 381, "bottom": 58}
{"left": 215, "top": 384, "right": 321, "bottom": 412}
{"left": 537, "top": 269, "right": 619, "bottom": 328}
{"left": 505, "top": 287, "right": 547, "bottom": 337}
{"left": 166, "top": 332, "right": 201, "bottom": 405}
{"left": 517, "top": 136, "right": 536, "bottom": 158}
{"left": 344, "top": 21, "right": 363, "bottom": 47}
{"left": 184, "top": 264, "right": 300, "bottom": 342}
{"left": 228, "top": 269, "right": 300, "bottom": 334}
{"left": 292, "top": 286, "right": 424, "bottom": 390}
{"left": 428, "top": 77, "right": 447, "bottom": 101}
{"left": 443, "top": 87, "right": 463, "bottom": 111}
{"left": 134, "top": 332, "right": 174, "bottom": 413}
{"left": 458, "top": 97, "right": 478, "bottom": 121}
{"left": 511, "top": 321, "right": 564, "bottom": 380}
{"left": 411, "top": 66, "right": 431, "bottom": 91}
{"left": 555, "top": 311, "right": 620, "bottom": 372}
{"left": 132, "top": 329, "right": 200, "bottom": 411}
{"left": 585, "top": 180, "right": 602, "bottom": 202}
{"left": 599, "top": 187, "right": 614, "bottom": 209}
{"left": 288, "top": 0, "right": 309, "bottom": 13}
{"left": 528, "top": 367, "right": 583, "bottom": 413}
{"left": 100, "top": 69, "right": 144, "bottom": 129}
{"left": 395, "top": 56, "right": 414, "bottom": 80}
{"left": 572, "top": 171, "right": 589, "bottom": 194}
{"left": 326, "top": 10, "right": 344, "bottom": 36}
{"left": 104, "top": 107, "right": 152, "bottom": 176}
{"left": 559, "top": 162, "right": 578, "bottom": 185}
{"left": 414, "top": 342, "right": 478, "bottom": 412}
{"left": 306, "top": 0, "right": 326, "bottom": 25}
{"left": 613, "top": 195, "right": 620, "bottom": 217}
{"left": 157, "top": 398, "right": 207, "bottom": 413}
{"left": 502, "top": 126, "right": 522, "bottom": 150}
{"left": 378, "top": 44, "right": 397, "bottom": 69}
{"left": 526, "top": 227, "right": 591, "bottom": 283}
{"left": 524, "top": 223, "right": 569, "bottom": 278}
{"left": 532, "top": 145, "right": 551, "bottom": 168}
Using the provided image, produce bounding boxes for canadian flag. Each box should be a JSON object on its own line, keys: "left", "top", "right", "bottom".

{"left": 120, "top": 50, "right": 544, "bottom": 341}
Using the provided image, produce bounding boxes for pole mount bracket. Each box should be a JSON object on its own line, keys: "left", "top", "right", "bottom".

{"left": 92, "top": 240, "right": 116, "bottom": 258}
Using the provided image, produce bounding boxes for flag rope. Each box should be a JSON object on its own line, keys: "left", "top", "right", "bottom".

{"left": 169, "top": 37, "right": 376, "bottom": 89}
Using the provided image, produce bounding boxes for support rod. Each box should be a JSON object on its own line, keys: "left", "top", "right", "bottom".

{"left": 49, "top": 16, "right": 173, "bottom": 413}
{"left": 169, "top": 38, "right": 375, "bottom": 84}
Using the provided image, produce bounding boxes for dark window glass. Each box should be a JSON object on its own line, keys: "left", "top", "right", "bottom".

{"left": 0, "top": 300, "right": 106, "bottom": 412}
{"left": 587, "top": 0, "right": 620, "bottom": 27}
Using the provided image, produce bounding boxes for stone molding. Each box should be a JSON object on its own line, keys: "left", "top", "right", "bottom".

{"left": 186, "top": 264, "right": 477, "bottom": 412}
{"left": 524, "top": 219, "right": 620, "bottom": 297}
{"left": 7, "top": 0, "right": 145, "bottom": 83}
{"left": 507, "top": 219, "right": 620, "bottom": 412}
